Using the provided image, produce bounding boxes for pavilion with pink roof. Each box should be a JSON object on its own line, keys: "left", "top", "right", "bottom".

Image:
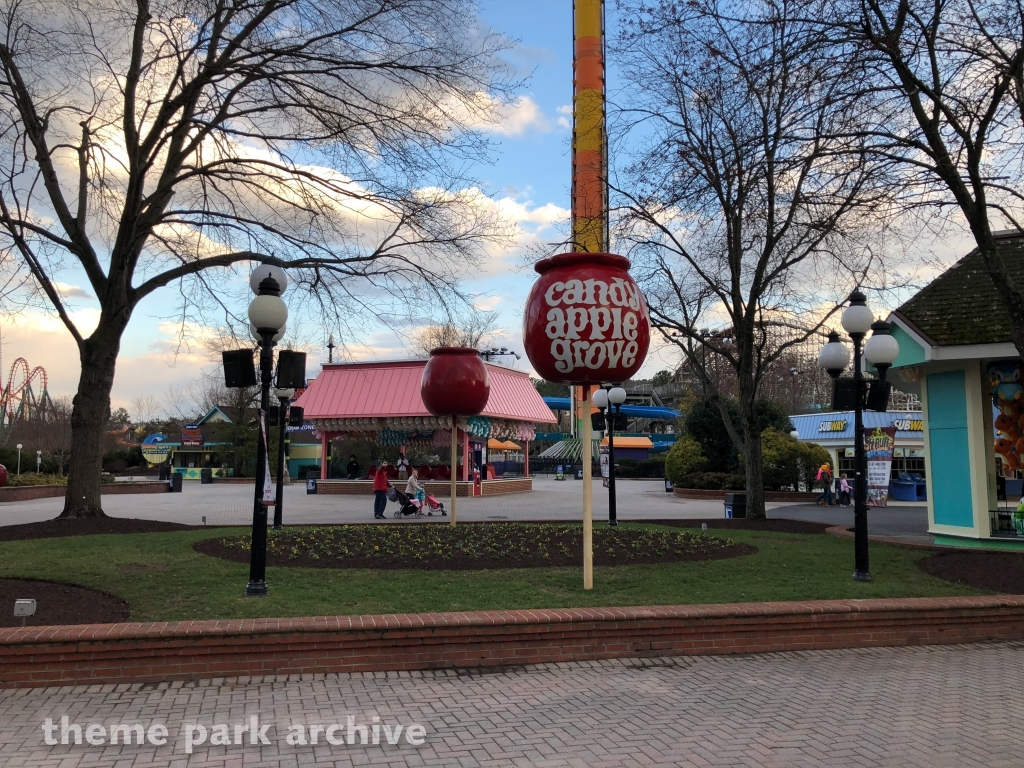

{"left": 293, "top": 359, "right": 557, "bottom": 493}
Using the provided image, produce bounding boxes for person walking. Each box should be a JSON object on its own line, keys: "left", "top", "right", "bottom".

{"left": 405, "top": 468, "right": 425, "bottom": 510}
{"left": 815, "top": 464, "right": 834, "bottom": 506}
{"left": 838, "top": 473, "right": 852, "bottom": 507}
{"left": 346, "top": 454, "right": 360, "bottom": 479}
{"left": 372, "top": 459, "right": 391, "bottom": 519}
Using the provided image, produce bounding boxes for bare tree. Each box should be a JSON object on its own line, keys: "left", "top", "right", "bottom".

{"left": 831, "top": 0, "right": 1024, "bottom": 349}
{"left": 613, "top": 0, "right": 892, "bottom": 517}
{"left": 0, "top": 0, "right": 516, "bottom": 517}
{"left": 410, "top": 308, "right": 501, "bottom": 358}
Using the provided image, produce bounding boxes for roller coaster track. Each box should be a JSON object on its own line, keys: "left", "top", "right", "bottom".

{"left": 0, "top": 329, "right": 50, "bottom": 423}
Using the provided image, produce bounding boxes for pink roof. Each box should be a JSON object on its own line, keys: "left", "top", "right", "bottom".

{"left": 294, "top": 360, "right": 557, "bottom": 423}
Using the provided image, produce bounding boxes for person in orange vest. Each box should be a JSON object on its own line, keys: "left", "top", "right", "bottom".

{"left": 373, "top": 459, "right": 391, "bottom": 519}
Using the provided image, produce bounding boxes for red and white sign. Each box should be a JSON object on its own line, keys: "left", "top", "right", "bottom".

{"left": 523, "top": 253, "right": 651, "bottom": 384}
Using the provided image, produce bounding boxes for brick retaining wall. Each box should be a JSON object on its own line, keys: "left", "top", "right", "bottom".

{"left": 2, "top": 595, "right": 1022, "bottom": 688}
{"left": 0, "top": 482, "right": 168, "bottom": 503}
{"left": 672, "top": 487, "right": 819, "bottom": 502}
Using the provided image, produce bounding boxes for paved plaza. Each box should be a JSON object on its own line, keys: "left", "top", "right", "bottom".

{"left": 1, "top": 642, "right": 1022, "bottom": 767}
{"left": 0, "top": 478, "right": 930, "bottom": 542}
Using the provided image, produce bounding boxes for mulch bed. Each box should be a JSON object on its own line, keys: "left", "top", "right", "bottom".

{"left": 645, "top": 518, "right": 831, "bottom": 535}
{"left": 0, "top": 578, "right": 130, "bottom": 627}
{"left": 195, "top": 522, "right": 757, "bottom": 570}
{"left": 0, "top": 517, "right": 196, "bottom": 542}
{"left": 917, "top": 550, "right": 1024, "bottom": 594}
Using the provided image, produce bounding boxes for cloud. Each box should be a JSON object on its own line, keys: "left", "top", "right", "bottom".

{"left": 556, "top": 105, "right": 572, "bottom": 130}
{"left": 447, "top": 94, "right": 555, "bottom": 137}
{"left": 473, "top": 296, "right": 502, "bottom": 311}
{"left": 54, "top": 282, "right": 93, "bottom": 300}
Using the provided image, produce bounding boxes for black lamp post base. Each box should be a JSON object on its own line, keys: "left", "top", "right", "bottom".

{"left": 273, "top": 524, "right": 283, "bottom": 530}
{"left": 244, "top": 580, "right": 269, "bottom": 597}
{"left": 608, "top": 519, "right": 618, "bottom": 527}
{"left": 853, "top": 570, "right": 872, "bottom": 582}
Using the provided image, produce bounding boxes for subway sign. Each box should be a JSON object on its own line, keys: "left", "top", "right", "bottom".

{"left": 892, "top": 419, "right": 924, "bottom": 431}
{"left": 818, "top": 420, "right": 848, "bottom": 433}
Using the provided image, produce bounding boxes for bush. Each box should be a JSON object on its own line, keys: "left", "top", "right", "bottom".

{"left": 798, "top": 442, "right": 832, "bottom": 490}
{"left": 2, "top": 472, "right": 118, "bottom": 487}
{"left": 664, "top": 436, "right": 707, "bottom": 484}
{"left": 614, "top": 456, "right": 666, "bottom": 478}
{"left": 676, "top": 471, "right": 746, "bottom": 490}
{"left": 761, "top": 428, "right": 802, "bottom": 490}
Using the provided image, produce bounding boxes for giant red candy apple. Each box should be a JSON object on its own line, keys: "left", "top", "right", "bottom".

{"left": 0, "top": 464, "right": 7, "bottom": 488}
{"left": 420, "top": 347, "right": 490, "bottom": 416}
{"left": 523, "top": 253, "right": 651, "bottom": 384}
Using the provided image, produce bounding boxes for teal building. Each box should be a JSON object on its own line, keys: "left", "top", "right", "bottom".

{"left": 886, "top": 232, "right": 1024, "bottom": 547}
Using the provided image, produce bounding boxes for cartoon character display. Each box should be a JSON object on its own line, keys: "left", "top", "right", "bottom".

{"left": 988, "top": 361, "right": 1024, "bottom": 472}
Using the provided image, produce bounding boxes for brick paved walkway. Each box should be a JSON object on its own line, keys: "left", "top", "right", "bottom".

{"left": 3, "top": 642, "right": 1022, "bottom": 767}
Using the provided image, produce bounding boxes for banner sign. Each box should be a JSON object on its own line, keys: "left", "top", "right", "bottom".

{"left": 180, "top": 427, "right": 204, "bottom": 447}
{"left": 260, "top": 410, "right": 275, "bottom": 506}
{"left": 865, "top": 426, "right": 896, "bottom": 507}
{"left": 599, "top": 448, "right": 609, "bottom": 479}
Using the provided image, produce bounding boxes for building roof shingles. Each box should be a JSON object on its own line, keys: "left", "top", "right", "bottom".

{"left": 895, "top": 233, "right": 1024, "bottom": 347}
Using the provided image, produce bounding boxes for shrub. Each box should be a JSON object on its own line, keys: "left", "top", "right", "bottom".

{"left": 798, "top": 441, "right": 833, "bottom": 489}
{"left": 676, "top": 471, "right": 746, "bottom": 490}
{"left": 614, "top": 456, "right": 667, "bottom": 478}
{"left": 664, "top": 436, "right": 707, "bottom": 483}
{"left": 761, "top": 428, "right": 802, "bottom": 490}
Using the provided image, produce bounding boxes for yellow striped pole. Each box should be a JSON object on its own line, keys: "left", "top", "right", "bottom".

{"left": 572, "top": 0, "right": 607, "bottom": 254}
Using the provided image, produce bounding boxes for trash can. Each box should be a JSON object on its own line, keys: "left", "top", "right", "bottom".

{"left": 168, "top": 472, "right": 183, "bottom": 493}
{"left": 575, "top": 467, "right": 584, "bottom": 480}
{"left": 664, "top": 478, "right": 674, "bottom": 493}
{"left": 158, "top": 465, "right": 170, "bottom": 481}
{"left": 723, "top": 492, "right": 746, "bottom": 519}
{"left": 200, "top": 468, "right": 213, "bottom": 484}
{"left": 306, "top": 479, "right": 317, "bottom": 495}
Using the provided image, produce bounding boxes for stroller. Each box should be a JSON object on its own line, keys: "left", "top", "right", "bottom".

{"left": 388, "top": 486, "right": 422, "bottom": 518}
{"left": 388, "top": 486, "right": 448, "bottom": 518}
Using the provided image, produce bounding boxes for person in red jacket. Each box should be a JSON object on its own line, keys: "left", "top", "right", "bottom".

{"left": 372, "top": 459, "right": 391, "bottom": 519}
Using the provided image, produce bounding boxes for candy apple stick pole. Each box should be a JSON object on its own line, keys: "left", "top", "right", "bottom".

{"left": 450, "top": 420, "right": 458, "bottom": 526}
{"left": 582, "top": 387, "right": 594, "bottom": 589}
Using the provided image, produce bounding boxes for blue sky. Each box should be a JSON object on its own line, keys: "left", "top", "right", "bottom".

{"left": 1, "top": 0, "right": 969, "bottom": 414}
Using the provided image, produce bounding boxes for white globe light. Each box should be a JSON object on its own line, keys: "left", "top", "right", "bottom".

{"left": 818, "top": 337, "right": 851, "bottom": 372}
{"left": 274, "top": 387, "right": 295, "bottom": 399}
{"left": 789, "top": 430, "right": 800, "bottom": 440}
{"left": 592, "top": 388, "right": 609, "bottom": 408}
{"left": 609, "top": 386, "right": 627, "bottom": 405}
{"left": 249, "top": 323, "right": 285, "bottom": 343}
{"left": 16, "top": 443, "right": 21, "bottom": 450}
{"left": 841, "top": 303, "right": 874, "bottom": 335}
{"left": 865, "top": 331, "right": 900, "bottom": 366}
{"left": 249, "top": 264, "right": 289, "bottom": 296}
{"left": 248, "top": 294, "right": 288, "bottom": 331}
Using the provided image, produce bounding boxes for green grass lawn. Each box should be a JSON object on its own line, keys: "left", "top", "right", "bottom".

{"left": 0, "top": 524, "right": 983, "bottom": 622}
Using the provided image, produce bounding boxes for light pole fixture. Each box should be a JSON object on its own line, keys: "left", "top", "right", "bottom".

{"left": 817, "top": 290, "right": 899, "bottom": 583}
{"left": 35, "top": 449, "right": 41, "bottom": 473}
{"left": 245, "top": 267, "right": 289, "bottom": 597}
{"left": 327, "top": 334, "right": 336, "bottom": 364}
{"left": 16, "top": 444, "right": 21, "bottom": 475}
{"left": 593, "top": 385, "right": 627, "bottom": 527}
{"left": 272, "top": 387, "right": 295, "bottom": 530}
{"left": 479, "top": 347, "right": 522, "bottom": 362}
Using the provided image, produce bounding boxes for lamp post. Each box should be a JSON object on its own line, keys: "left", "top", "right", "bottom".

{"left": 245, "top": 267, "right": 289, "bottom": 597}
{"left": 272, "top": 387, "right": 294, "bottom": 530}
{"left": 817, "top": 291, "right": 900, "bottom": 582}
{"left": 593, "top": 385, "right": 627, "bottom": 526}
{"left": 35, "top": 450, "right": 41, "bottom": 473}
{"left": 327, "top": 334, "right": 335, "bottom": 364}
{"left": 16, "top": 444, "right": 21, "bottom": 475}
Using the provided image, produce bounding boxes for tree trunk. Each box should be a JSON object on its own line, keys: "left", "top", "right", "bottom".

{"left": 60, "top": 323, "right": 125, "bottom": 518}
{"left": 742, "top": 425, "right": 766, "bottom": 520}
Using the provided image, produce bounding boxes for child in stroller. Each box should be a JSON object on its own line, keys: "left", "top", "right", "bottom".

{"left": 389, "top": 485, "right": 422, "bottom": 517}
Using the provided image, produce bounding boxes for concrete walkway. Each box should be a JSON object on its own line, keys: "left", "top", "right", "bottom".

{"left": 2, "top": 642, "right": 1022, "bottom": 767}
{"left": 0, "top": 478, "right": 794, "bottom": 528}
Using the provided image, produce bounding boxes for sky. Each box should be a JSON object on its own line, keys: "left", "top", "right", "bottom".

{"left": 0, "top": 0, "right": 976, "bottom": 417}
